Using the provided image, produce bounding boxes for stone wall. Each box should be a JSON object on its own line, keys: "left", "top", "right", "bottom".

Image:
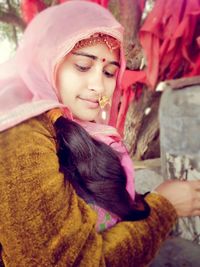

{"left": 159, "top": 82, "right": 200, "bottom": 244}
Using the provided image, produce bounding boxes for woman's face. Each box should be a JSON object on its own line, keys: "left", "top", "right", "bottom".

{"left": 57, "top": 43, "right": 120, "bottom": 121}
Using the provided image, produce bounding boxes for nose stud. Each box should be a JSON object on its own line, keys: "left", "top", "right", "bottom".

{"left": 98, "top": 95, "right": 111, "bottom": 109}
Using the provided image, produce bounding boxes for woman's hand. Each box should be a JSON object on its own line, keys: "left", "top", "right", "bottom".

{"left": 154, "top": 180, "right": 200, "bottom": 217}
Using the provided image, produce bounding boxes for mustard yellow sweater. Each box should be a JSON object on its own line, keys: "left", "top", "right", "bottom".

{"left": 0, "top": 114, "right": 177, "bottom": 267}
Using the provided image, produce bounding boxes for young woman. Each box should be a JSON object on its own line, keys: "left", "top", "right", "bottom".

{"left": 0, "top": 1, "right": 200, "bottom": 266}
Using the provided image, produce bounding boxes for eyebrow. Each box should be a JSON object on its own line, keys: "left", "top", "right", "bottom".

{"left": 72, "top": 52, "right": 120, "bottom": 67}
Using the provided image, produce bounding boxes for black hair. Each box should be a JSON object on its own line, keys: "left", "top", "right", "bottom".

{"left": 54, "top": 116, "right": 150, "bottom": 221}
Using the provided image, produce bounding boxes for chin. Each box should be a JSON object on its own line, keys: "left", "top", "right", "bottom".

{"left": 75, "top": 113, "right": 98, "bottom": 122}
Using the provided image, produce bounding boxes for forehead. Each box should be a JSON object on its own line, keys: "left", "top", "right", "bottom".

{"left": 70, "top": 43, "right": 120, "bottom": 61}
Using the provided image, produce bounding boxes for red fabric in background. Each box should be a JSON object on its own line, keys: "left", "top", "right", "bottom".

{"left": 117, "top": 0, "right": 200, "bottom": 133}
{"left": 139, "top": 0, "right": 200, "bottom": 89}
{"left": 21, "top": 0, "right": 47, "bottom": 24}
{"left": 117, "top": 70, "right": 146, "bottom": 135}
{"left": 122, "top": 70, "right": 146, "bottom": 89}
{"left": 21, "top": 0, "right": 109, "bottom": 24}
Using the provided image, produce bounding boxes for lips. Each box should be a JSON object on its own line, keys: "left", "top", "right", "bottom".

{"left": 80, "top": 97, "right": 98, "bottom": 103}
{"left": 78, "top": 96, "right": 99, "bottom": 108}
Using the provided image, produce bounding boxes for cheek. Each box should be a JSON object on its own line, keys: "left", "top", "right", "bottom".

{"left": 57, "top": 68, "right": 71, "bottom": 89}
{"left": 57, "top": 70, "right": 77, "bottom": 99}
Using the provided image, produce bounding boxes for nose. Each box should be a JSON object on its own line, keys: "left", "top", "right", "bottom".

{"left": 88, "top": 66, "right": 105, "bottom": 95}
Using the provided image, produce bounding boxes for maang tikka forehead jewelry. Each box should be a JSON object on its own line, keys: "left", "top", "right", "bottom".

{"left": 73, "top": 33, "right": 120, "bottom": 52}
{"left": 98, "top": 95, "right": 111, "bottom": 109}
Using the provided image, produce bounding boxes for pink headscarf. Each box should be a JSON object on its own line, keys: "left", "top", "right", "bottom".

{"left": 0, "top": 0, "right": 125, "bottom": 132}
{"left": 0, "top": 0, "right": 134, "bottom": 200}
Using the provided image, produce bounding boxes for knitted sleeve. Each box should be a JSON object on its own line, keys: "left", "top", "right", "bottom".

{"left": 0, "top": 114, "right": 177, "bottom": 267}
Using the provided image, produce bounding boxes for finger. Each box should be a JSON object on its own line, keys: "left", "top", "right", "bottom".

{"left": 191, "top": 198, "right": 200, "bottom": 212}
{"left": 191, "top": 209, "right": 200, "bottom": 216}
{"left": 190, "top": 180, "right": 200, "bottom": 190}
{"left": 190, "top": 179, "right": 200, "bottom": 184}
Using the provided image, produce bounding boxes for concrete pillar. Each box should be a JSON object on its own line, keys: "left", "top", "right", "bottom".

{"left": 159, "top": 83, "right": 200, "bottom": 244}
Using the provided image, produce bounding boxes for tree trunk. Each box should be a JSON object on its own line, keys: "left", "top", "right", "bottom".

{"left": 124, "top": 88, "right": 161, "bottom": 160}
{"left": 108, "top": 0, "right": 144, "bottom": 70}
{"left": 0, "top": 11, "right": 26, "bottom": 30}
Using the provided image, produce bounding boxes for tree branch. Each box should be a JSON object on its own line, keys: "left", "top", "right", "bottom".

{"left": 0, "top": 10, "right": 26, "bottom": 30}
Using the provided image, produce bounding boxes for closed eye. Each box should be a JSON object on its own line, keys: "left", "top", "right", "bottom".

{"left": 75, "top": 64, "right": 90, "bottom": 72}
{"left": 103, "top": 70, "right": 116, "bottom": 78}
